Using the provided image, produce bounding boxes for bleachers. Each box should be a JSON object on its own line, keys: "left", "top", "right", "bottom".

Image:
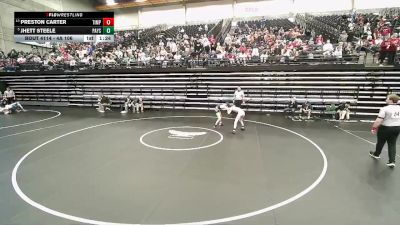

{"left": 1, "top": 71, "right": 399, "bottom": 117}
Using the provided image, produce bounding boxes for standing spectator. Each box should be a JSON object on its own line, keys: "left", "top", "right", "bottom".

{"left": 233, "top": 86, "right": 245, "bottom": 107}
{"left": 380, "top": 22, "right": 392, "bottom": 38}
{"left": 387, "top": 34, "right": 399, "bottom": 65}
{"left": 3, "top": 87, "right": 15, "bottom": 104}
{"left": 379, "top": 38, "right": 391, "bottom": 66}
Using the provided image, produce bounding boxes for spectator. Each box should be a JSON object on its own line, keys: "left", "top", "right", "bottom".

{"left": 283, "top": 97, "right": 298, "bottom": 117}
{"left": 97, "top": 94, "right": 111, "bottom": 113}
{"left": 338, "top": 102, "right": 351, "bottom": 120}
{"left": 315, "top": 35, "right": 324, "bottom": 45}
{"left": 339, "top": 31, "right": 348, "bottom": 43}
{"left": 134, "top": 97, "right": 144, "bottom": 113}
{"left": 379, "top": 38, "right": 391, "bottom": 66}
{"left": 121, "top": 96, "right": 134, "bottom": 114}
{"left": 301, "top": 100, "right": 312, "bottom": 119}
{"left": 323, "top": 40, "right": 334, "bottom": 57}
{"left": 260, "top": 50, "right": 269, "bottom": 63}
{"left": 333, "top": 46, "right": 343, "bottom": 59}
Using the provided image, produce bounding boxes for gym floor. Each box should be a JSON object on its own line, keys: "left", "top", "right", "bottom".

{"left": 0, "top": 107, "right": 399, "bottom": 225}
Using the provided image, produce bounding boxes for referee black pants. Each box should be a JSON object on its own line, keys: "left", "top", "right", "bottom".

{"left": 234, "top": 100, "right": 242, "bottom": 108}
{"left": 375, "top": 125, "right": 400, "bottom": 163}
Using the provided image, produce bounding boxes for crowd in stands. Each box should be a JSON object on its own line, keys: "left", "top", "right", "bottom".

{"left": 348, "top": 13, "right": 400, "bottom": 65}
{"left": 0, "top": 10, "right": 399, "bottom": 71}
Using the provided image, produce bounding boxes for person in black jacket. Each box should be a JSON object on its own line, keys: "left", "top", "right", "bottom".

{"left": 97, "top": 94, "right": 111, "bottom": 113}
{"left": 283, "top": 97, "right": 298, "bottom": 117}
{"left": 121, "top": 96, "right": 133, "bottom": 114}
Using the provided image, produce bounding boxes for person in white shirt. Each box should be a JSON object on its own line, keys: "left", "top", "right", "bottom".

{"left": 251, "top": 47, "right": 259, "bottom": 58}
{"left": 3, "top": 87, "right": 15, "bottom": 104}
{"left": 369, "top": 94, "right": 400, "bottom": 168}
{"left": 323, "top": 40, "right": 334, "bottom": 57}
{"left": 214, "top": 103, "right": 229, "bottom": 128}
{"left": 260, "top": 51, "right": 269, "bottom": 63}
{"left": 227, "top": 105, "right": 245, "bottom": 134}
{"left": 333, "top": 46, "right": 343, "bottom": 59}
{"left": 233, "top": 86, "right": 245, "bottom": 107}
{"left": 134, "top": 97, "right": 144, "bottom": 113}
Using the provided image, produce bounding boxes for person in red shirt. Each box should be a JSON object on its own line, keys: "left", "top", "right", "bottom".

{"left": 208, "top": 35, "right": 216, "bottom": 45}
{"left": 379, "top": 39, "right": 391, "bottom": 66}
{"left": 387, "top": 35, "right": 399, "bottom": 65}
{"left": 239, "top": 43, "right": 247, "bottom": 53}
{"left": 380, "top": 23, "right": 392, "bottom": 38}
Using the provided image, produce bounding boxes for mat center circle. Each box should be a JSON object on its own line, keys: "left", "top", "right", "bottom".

{"left": 140, "top": 126, "right": 224, "bottom": 151}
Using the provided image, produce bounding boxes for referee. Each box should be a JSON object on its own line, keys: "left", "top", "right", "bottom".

{"left": 369, "top": 94, "right": 400, "bottom": 168}
{"left": 233, "top": 86, "right": 245, "bottom": 108}
{"left": 3, "top": 87, "right": 15, "bottom": 105}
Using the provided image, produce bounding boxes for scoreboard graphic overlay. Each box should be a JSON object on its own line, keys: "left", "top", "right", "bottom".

{"left": 14, "top": 12, "right": 114, "bottom": 43}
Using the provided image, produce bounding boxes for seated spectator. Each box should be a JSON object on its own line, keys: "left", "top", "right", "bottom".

{"left": 97, "top": 94, "right": 111, "bottom": 113}
{"left": 283, "top": 97, "right": 298, "bottom": 117}
{"left": 315, "top": 35, "right": 324, "bottom": 45}
{"left": 339, "top": 31, "right": 348, "bottom": 43}
{"left": 251, "top": 46, "right": 259, "bottom": 58}
{"left": 174, "top": 52, "right": 182, "bottom": 63}
{"left": 0, "top": 102, "right": 26, "bottom": 114}
{"left": 260, "top": 50, "right": 269, "bottom": 63}
{"left": 238, "top": 51, "right": 247, "bottom": 65}
{"left": 300, "top": 100, "right": 312, "bottom": 119}
{"left": 325, "top": 103, "right": 337, "bottom": 119}
{"left": 323, "top": 40, "right": 334, "bottom": 57}
{"left": 134, "top": 97, "right": 144, "bottom": 113}
{"left": 337, "top": 102, "right": 351, "bottom": 120}
{"left": 333, "top": 46, "right": 343, "bottom": 59}
{"left": 17, "top": 55, "right": 26, "bottom": 64}
{"left": 69, "top": 57, "right": 77, "bottom": 70}
{"left": 121, "top": 96, "right": 134, "bottom": 114}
